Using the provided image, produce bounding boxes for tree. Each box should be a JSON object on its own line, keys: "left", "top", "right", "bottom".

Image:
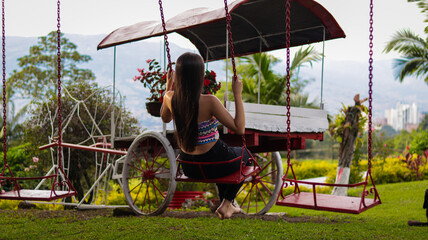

{"left": 0, "top": 82, "right": 29, "bottom": 146}
{"left": 232, "top": 46, "right": 321, "bottom": 107}
{"left": 383, "top": 1, "right": 428, "bottom": 84}
{"left": 419, "top": 114, "right": 428, "bottom": 131}
{"left": 24, "top": 81, "right": 140, "bottom": 202}
{"left": 328, "top": 94, "right": 368, "bottom": 196}
{"left": 8, "top": 31, "right": 95, "bottom": 102}
{"left": 5, "top": 32, "right": 139, "bottom": 201}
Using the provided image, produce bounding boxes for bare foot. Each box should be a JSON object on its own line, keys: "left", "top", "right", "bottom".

{"left": 231, "top": 201, "right": 242, "bottom": 214}
{"left": 216, "top": 200, "right": 235, "bottom": 219}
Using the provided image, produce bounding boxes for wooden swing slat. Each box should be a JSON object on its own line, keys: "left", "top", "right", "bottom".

{"left": 0, "top": 189, "right": 77, "bottom": 201}
{"left": 276, "top": 192, "right": 381, "bottom": 214}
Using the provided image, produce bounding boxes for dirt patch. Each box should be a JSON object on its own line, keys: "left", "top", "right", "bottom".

{"left": 0, "top": 208, "right": 113, "bottom": 221}
{"left": 0, "top": 208, "right": 339, "bottom": 223}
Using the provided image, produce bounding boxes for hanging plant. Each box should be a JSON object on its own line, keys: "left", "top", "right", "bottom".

{"left": 202, "top": 70, "right": 221, "bottom": 95}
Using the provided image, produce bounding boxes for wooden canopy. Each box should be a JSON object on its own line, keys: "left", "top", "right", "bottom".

{"left": 97, "top": 0, "right": 345, "bottom": 61}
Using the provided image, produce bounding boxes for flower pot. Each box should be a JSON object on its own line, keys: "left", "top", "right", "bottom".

{"left": 146, "top": 101, "right": 162, "bottom": 117}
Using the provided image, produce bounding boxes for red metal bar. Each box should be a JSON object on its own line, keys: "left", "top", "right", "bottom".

{"left": 283, "top": 178, "right": 368, "bottom": 188}
{"left": 39, "top": 141, "right": 127, "bottom": 156}
{"left": 312, "top": 183, "right": 317, "bottom": 208}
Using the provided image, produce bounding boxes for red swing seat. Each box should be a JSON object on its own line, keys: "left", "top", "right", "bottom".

{"left": 0, "top": 172, "right": 77, "bottom": 201}
{"left": 175, "top": 146, "right": 261, "bottom": 184}
{"left": 276, "top": 167, "right": 381, "bottom": 214}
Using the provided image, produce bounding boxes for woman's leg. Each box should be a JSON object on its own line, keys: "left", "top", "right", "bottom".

{"left": 221, "top": 182, "right": 243, "bottom": 202}
{"left": 216, "top": 183, "right": 226, "bottom": 202}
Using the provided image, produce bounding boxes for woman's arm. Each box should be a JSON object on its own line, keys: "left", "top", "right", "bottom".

{"left": 210, "top": 76, "right": 245, "bottom": 135}
{"left": 160, "top": 71, "right": 174, "bottom": 123}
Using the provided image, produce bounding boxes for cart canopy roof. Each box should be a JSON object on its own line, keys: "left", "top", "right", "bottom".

{"left": 97, "top": 0, "right": 345, "bottom": 62}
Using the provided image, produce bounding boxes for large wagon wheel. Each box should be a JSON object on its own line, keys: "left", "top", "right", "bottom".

{"left": 122, "top": 131, "right": 177, "bottom": 215}
{"left": 236, "top": 151, "right": 283, "bottom": 215}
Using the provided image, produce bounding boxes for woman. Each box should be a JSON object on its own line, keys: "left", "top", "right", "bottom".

{"left": 160, "top": 52, "right": 248, "bottom": 219}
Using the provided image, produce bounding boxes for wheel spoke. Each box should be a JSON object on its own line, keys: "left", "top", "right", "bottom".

{"left": 156, "top": 177, "right": 170, "bottom": 187}
{"left": 259, "top": 180, "right": 273, "bottom": 196}
{"left": 255, "top": 183, "right": 267, "bottom": 205}
{"left": 127, "top": 162, "right": 144, "bottom": 173}
{"left": 259, "top": 159, "right": 273, "bottom": 173}
{"left": 139, "top": 141, "right": 149, "bottom": 166}
{"left": 154, "top": 170, "right": 171, "bottom": 179}
{"left": 153, "top": 158, "right": 168, "bottom": 173}
{"left": 132, "top": 181, "right": 144, "bottom": 205}
{"left": 246, "top": 185, "right": 253, "bottom": 213}
{"left": 259, "top": 169, "right": 277, "bottom": 179}
{"left": 236, "top": 182, "right": 251, "bottom": 196}
{"left": 128, "top": 179, "right": 144, "bottom": 193}
{"left": 151, "top": 179, "right": 166, "bottom": 200}
{"left": 145, "top": 181, "right": 151, "bottom": 213}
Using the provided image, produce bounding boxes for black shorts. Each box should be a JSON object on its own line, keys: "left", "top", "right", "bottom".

{"left": 179, "top": 139, "right": 251, "bottom": 179}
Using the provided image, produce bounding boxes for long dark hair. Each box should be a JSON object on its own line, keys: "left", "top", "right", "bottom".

{"left": 172, "top": 52, "right": 205, "bottom": 152}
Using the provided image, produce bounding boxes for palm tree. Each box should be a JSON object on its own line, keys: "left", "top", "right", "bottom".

{"left": 383, "top": 29, "right": 428, "bottom": 84}
{"left": 230, "top": 46, "right": 322, "bottom": 107}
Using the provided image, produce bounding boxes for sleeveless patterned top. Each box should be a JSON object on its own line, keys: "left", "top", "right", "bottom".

{"left": 197, "top": 116, "right": 219, "bottom": 145}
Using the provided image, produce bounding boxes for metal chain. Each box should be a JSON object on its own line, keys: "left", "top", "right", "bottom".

{"left": 224, "top": 0, "right": 237, "bottom": 80}
{"left": 285, "top": 0, "right": 291, "bottom": 164}
{"left": 158, "top": 0, "right": 172, "bottom": 71}
{"left": 2, "top": 0, "right": 6, "bottom": 170}
{"left": 57, "top": 0, "right": 62, "bottom": 167}
{"left": 367, "top": 0, "right": 374, "bottom": 172}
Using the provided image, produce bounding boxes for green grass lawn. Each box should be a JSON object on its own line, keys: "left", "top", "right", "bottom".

{"left": 1, "top": 180, "right": 427, "bottom": 240}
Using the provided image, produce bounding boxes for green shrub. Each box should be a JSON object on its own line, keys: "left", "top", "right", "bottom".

{"left": 409, "top": 130, "right": 428, "bottom": 155}
{"left": 0, "top": 199, "right": 64, "bottom": 210}
{"left": 371, "top": 156, "right": 427, "bottom": 184}
{"left": 279, "top": 184, "right": 333, "bottom": 196}
{"left": 283, "top": 160, "right": 336, "bottom": 179}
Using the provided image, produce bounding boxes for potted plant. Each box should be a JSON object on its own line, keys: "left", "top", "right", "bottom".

{"left": 203, "top": 70, "right": 221, "bottom": 95}
{"left": 134, "top": 61, "right": 221, "bottom": 117}
{"left": 133, "top": 59, "right": 167, "bottom": 117}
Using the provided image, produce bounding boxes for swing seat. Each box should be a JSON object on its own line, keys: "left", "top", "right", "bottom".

{"left": 276, "top": 178, "right": 381, "bottom": 214}
{"left": 0, "top": 189, "right": 76, "bottom": 201}
{"left": 175, "top": 152, "right": 261, "bottom": 184}
{"left": 0, "top": 175, "right": 77, "bottom": 201}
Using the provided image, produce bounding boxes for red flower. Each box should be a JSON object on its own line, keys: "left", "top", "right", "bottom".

{"left": 146, "top": 59, "right": 153, "bottom": 64}
{"left": 161, "top": 74, "right": 167, "bottom": 80}
{"left": 159, "top": 95, "right": 164, "bottom": 103}
{"left": 204, "top": 79, "right": 210, "bottom": 86}
{"left": 218, "top": 82, "right": 221, "bottom": 88}
{"left": 210, "top": 70, "right": 216, "bottom": 77}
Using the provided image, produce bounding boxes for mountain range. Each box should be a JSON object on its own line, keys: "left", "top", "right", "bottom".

{"left": 5, "top": 34, "right": 428, "bottom": 130}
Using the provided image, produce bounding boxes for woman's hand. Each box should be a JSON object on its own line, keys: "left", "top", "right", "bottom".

{"left": 232, "top": 75, "right": 242, "bottom": 97}
{"left": 166, "top": 70, "right": 175, "bottom": 91}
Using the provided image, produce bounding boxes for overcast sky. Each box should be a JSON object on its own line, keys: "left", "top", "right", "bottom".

{"left": 4, "top": 0, "right": 426, "bottom": 62}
